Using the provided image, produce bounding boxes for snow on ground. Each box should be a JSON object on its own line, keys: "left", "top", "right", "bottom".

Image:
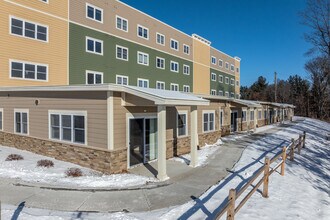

{"left": 170, "top": 139, "right": 223, "bottom": 167}
{"left": 0, "top": 146, "right": 157, "bottom": 188}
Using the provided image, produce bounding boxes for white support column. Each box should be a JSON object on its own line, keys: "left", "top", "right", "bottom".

{"left": 107, "top": 91, "right": 114, "bottom": 150}
{"left": 190, "top": 106, "right": 198, "bottom": 168}
{"left": 157, "top": 105, "right": 169, "bottom": 181}
{"left": 247, "top": 107, "right": 250, "bottom": 132}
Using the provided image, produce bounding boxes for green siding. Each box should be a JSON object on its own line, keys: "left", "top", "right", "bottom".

{"left": 210, "top": 68, "right": 236, "bottom": 95}
{"left": 69, "top": 23, "right": 193, "bottom": 91}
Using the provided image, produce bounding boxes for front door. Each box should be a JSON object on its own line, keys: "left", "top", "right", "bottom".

{"left": 231, "top": 112, "right": 238, "bottom": 132}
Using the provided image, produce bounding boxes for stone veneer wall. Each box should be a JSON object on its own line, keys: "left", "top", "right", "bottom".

{"left": 257, "top": 120, "right": 266, "bottom": 127}
{"left": 0, "top": 131, "right": 127, "bottom": 174}
{"left": 198, "top": 130, "right": 222, "bottom": 147}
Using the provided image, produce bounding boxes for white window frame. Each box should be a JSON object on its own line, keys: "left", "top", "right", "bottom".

{"left": 225, "top": 91, "right": 229, "bottom": 97}
{"left": 85, "top": 70, "right": 103, "bottom": 85}
{"left": 225, "top": 77, "right": 229, "bottom": 84}
{"left": 211, "top": 56, "right": 216, "bottom": 65}
{"left": 203, "top": 110, "right": 215, "bottom": 133}
{"left": 225, "top": 62, "right": 229, "bottom": 70}
{"left": 137, "top": 51, "right": 149, "bottom": 66}
{"left": 211, "top": 73, "right": 216, "bottom": 81}
{"left": 156, "top": 32, "right": 165, "bottom": 46}
{"left": 170, "top": 83, "right": 179, "bottom": 91}
{"left": 116, "top": 75, "right": 129, "bottom": 85}
{"left": 219, "top": 59, "right": 223, "bottom": 67}
{"left": 170, "top": 61, "right": 179, "bottom": 73}
{"left": 116, "top": 45, "right": 129, "bottom": 61}
{"left": 156, "top": 81, "right": 165, "bottom": 90}
{"left": 48, "top": 110, "right": 88, "bottom": 145}
{"left": 183, "top": 65, "right": 190, "bottom": 75}
{"left": 137, "top": 78, "right": 149, "bottom": 88}
{"left": 156, "top": 57, "right": 165, "bottom": 69}
{"left": 231, "top": 92, "right": 235, "bottom": 98}
{"left": 211, "top": 89, "right": 217, "bottom": 96}
{"left": 10, "top": 59, "right": 49, "bottom": 82}
{"left": 170, "top": 38, "right": 179, "bottom": 51}
{"left": 219, "top": 90, "right": 223, "bottom": 96}
{"left": 86, "top": 3, "right": 103, "bottom": 23}
{"left": 258, "top": 110, "right": 262, "bottom": 120}
{"left": 183, "top": 85, "right": 190, "bottom": 93}
{"left": 116, "top": 15, "right": 128, "bottom": 32}
{"left": 86, "top": 36, "right": 103, "bottom": 55}
{"left": 14, "top": 109, "right": 29, "bottom": 135}
{"left": 250, "top": 110, "right": 255, "bottom": 121}
{"left": 137, "top": 24, "right": 149, "bottom": 40}
{"left": 219, "top": 75, "right": 223, "bottom": 83}
{"left": 242, "top": 110, "right": 247, "bottom": 122}
{"left": 177, "top": 111, "right": 188, "bottom": 137}
{"left": 231, "top": 64, "right": 235, "bottom": 72}
{"left": 231, "top": 78, "right": 235, "bottom": 86}
{"left": 183, "top": 44, "right": 190, "bottom": 55}
{"left": 0, "top": 108, "right": 3, "bottom": 131}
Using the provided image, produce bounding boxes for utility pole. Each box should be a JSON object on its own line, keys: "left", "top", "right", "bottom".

{"left": 274, "top": 72, "right": 277, "bottom": 103}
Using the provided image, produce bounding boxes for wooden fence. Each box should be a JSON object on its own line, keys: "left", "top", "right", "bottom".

{"left": 216, "top": 131, "right": 306, "bottom": 220}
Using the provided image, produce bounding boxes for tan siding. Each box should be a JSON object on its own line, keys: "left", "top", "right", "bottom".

{"left": 210, "top": 47, "right": 237, "bottom": 76}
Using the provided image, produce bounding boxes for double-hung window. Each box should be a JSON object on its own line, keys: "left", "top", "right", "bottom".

{"left": 219, "top": 59, "right": 223, "bottom": 67}
{"left": 183, "top": 65, "right": 190, "bottom": 75}
{"left": 11, "top": 17, "right": 48, "bottom": 42}
{"left": 170, "top": 39, "right": 179, "bottom": 51}
{"left": 116, "top": 75, "right": 128, "bottom": 85}
{"left": 203, "top": 111, "right": 215, "bottom": 132}
{"left": 170, "top": 83, "right": 179, "bottom": 91}
{"left": 156, "top": 57, "right": 165, "bottom": 69}
{"left": 183, "top": 85, "right": 190, "bottom": 93}
{"left": 225, "top": 91, "right": 229, "bottom": 97}
{"left": 116, "top": 45, "right": 128, "bottom": 61}
{"left": 231, "top": 92, "right": 235, "bottom": 98}
{"left": 219, "top": 90, "right": 223, "bottom": 96}
{"left": 231, "top": 64, "right": 235, "bottom": 72}
{"left": 225, "top": 62, "right": 229, "bottom": 69}
{"left": 211, "top": 90, "right": 216, "bottom": 96}
{"left": 0, "top": 109, "right": 3, "bottom": 131}
{"left": 250, "top": 110, "right": 255, "bottom": 121}
{"left": 264, "top": 110, "right": 267, "bottom": 119}
{"left": 156, "top": 81, "right": 165, "bottom": 90}
{"left": 211, "top": 56, "right": 216, "bottom": 65}
{"left": 156, "top": 33, "right": 165, "bottom": 45}
{"left": 86, "top": 3, "right": 103, "bottom": 23}
{"left": 15, "top": 109, "right": 28, "bottom": 135}
{"left": 137, "top": 52, "right": 149, "bottom": 66}
{"left": 183, "top": 44, "right": 190, "bottom": 55}
{"left": 11, "top": 60, "right": 48, "bottom": 81}
{"left": 211, "top": 73, "right": 216, "bottom": 81}
{"left": 86, "top": 37, "right": 103, "bottom": 55}
{"left": 258, "top": 110, "right": 262, "bottom": 120}
{"left": 137, "top": 25, "right": 149, "bottom": 39}
{"left": 137, "top": 78, "right": 149, "bottom": 88}
{"left": 116, "top": 16, "right": 128, "bottom": 32}
{"left": 219, "top": 75, "right": 223, "bottom": 83}
{"left": 242, "top": 111, "right": 247, "bottom": 122}
{"left": 231, "top": 78, "right": 235, "bottom": 86}
{"left": 170, "top": 61, "right": 179, "bottom": 72}
{"left": 225, "top": 77, "right": 229, "bottom": 84}
{"left": 86, "top": 70, "right": 103, "bottom": 84}
{"left": 50, "top": 111, "right": 86, "bottom": 144}
{"left": 177, "top": 112, "right": 187, "bottom": 136}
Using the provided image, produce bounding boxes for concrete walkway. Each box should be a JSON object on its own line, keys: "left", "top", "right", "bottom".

{"left": 0, "top": 124, "right": 289, "bottom": 213}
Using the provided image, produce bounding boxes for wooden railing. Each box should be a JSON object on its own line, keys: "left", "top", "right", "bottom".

{"left": 216, "top": 131, "right": 306, "bottom": 220}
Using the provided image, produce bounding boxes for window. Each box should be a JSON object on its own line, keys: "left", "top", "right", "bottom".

{"left": 49, "top": 112, "right": 86, "bottom": 144}
{"left": 203, "top": 112, "right": 215, "bottom": 132}
{"left": 250, "top": 110, "right": 255, "bottom": 121}
{"left": 220, "top": 109, "right": 224, "bottom": 127}
{"left": 183, "top": 65, "right": 190, "bottom": 75}
{"left": 11, "top": 17, "right": 48, "bottom": 42}
{"left": 0, "top": 109, "right": 3, "bottom": 131}
{"left": 156, "top": 57, "right": 165, "bottom": 69}
{"left": 225, "top": 62, "right": 229, "bottom": 69}
{"left": 137, "top": 78, "right": 149, "bottom": 88}
{"left": 242, "top": 111, "right": 247, "bottom": 122}
{"left": 225, "top": 77, "right": 229, "bottom": 84}
{"left": 156, "top": 81, "right": 165, "bottom": 90}
{"left": 258, "top": 110, "right": 262, "bottom": 120}
{"left": 116, "top": 75, "right": 128, "bottom": 85}
{"left": 211, "top": 73, "right": 216, "bottom": 81}
{"left": 156, "top": 33, "right": 165, "bottom": 45}
{"left": 177, "top": 113, "right": 187, "bottom": 136}
{"left": 231, "top": 64, "right": 235, "bottom": 72}
{"left": 116, "top": 45, "right": 128, "bottom": 61}
{"left": 183, "top": 85, "right": 190, "bottom": 93}
{"left": 15, "top": 110, "right": 28, "bottom": 135}
{"left": 219, "top": 59, "right": 223, "bottom": 67}
{"left": 236, "top": 80, "right": 239, "bottom": 86}
{"left": 211, "top": 90, "right": 216, "bottom": 96}
{"left": 219, "top": 75, "right": 223, "bottom": 83}
{"left": 137, "top": 25, "right": 149, "bottom": 39}
{"left": 116, "top": 16, "right": 128, "bottom": 32}
{"left": 264, "top": 110, "right": 267, "bottom": 119}
{"left": 236, "top": 67, "right": 240, "bottom": 73}
{"left": 86, "top": 3, "right": 103, "bottom": 23}
{"left": 225, "top": 91, "right": 229, "bottom": 97}
{"left": 218, "top": 90, "right": 223, "bottom": 96}
{"left": 211, "top": 56, "right": 216, "bottom": 65}
{"left": 236, "top": 94, "right": 240, "bottom": 99}
{"left": 231, "top": 92, "right": 235, "bottom": 98}
{"left": 170, "top": 39, "right": 179, "bottom": 51}
{"left": 170, "top": 61, "right": 179, "bottom": 72}
{"left": 10, "top": 60, "right": 48, "bottom": 81}
{"left": 137, "top": 52, "right": 149, "bottom": 66}
{"left": 86, "top": 71, "right": 103, "bottom": 84}
{"left": 183, "top": 44, "right": 190, "bottom": 55}
{"left": 170, "top": 83, "right": 179, "bottom": 91}
{"left": 86, "top": 37, "right": 103, "bottom": 55}
{"left": 231, "top": 78, "right": 235, "bottom": 86}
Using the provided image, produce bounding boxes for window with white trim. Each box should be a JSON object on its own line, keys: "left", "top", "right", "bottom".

{"left": 86, "top": 37, "right": 103, "bottom": 55}
{"left": 116, "top": 16, "right": 128, "bottom": 32}
{"left": 86, "top": 3, "right": 103, "bottom": 23}
{"left": 203, "top": 112, "right": 215, "bottom": 132}
{"left": 211, "top": 73, "right": 216, "bottom": 81}
{"left": 183, "top": 44, "right": 190, "bottom": 55}
{"left": 116, "top": 45, "right": 128, "bottom": 61}
{"left": 230, "top": 92, "right": 235, "bottom": 98}
{"left": 170, "top": 61, "right": 179, "bottom": 72}
{"left": 219, "top": 59, "right": 223, "bottom": 67}
{"left": 183, "top": 65, "right": 190, "bottom": 75}
{"left": 219, "top": 90, "right": 223, "bottom": 96}
{"left": 11, "top": 60, "right": 48, "bottom": 81}
{"left": 11, "top": 17, "right": 48, "bottom": 42}
{"left": 264, "top": 110, "right": 267, "bottom": 119}
{"left": 177, "top": 113, "right": 187, "bottom": 136}
{"left": 170, "top": 39, "right": 179, "bottom": 51}
{"left": 250, "top": 110, "right": 255, "bottom": 121}
{"left": 183, "top": 85, "right": 190, "bottom": 93}
{"left": 137, "top": 25, "right": 149, "bottom": 39}
{"left": 219, "top": 75, "right": 223, "bottom": 83}
{"left": 86, "top": 71, "right": 102, "bottom": 84}
{"left": 170, "top": 83, "right": 179, "bottom": 91}
{"left": 211, "top": 56, "right": 216, "bottom": 65}
{"left": 225, "top": 62, "right": 229, "bottom": 69}
{"left": 231, "top": 64, "right": 235, "bottom": 72}
{"left": 211, "top": 90, "right": 216, "bottom": 96}
{"left": 137, "top": 78, "right": 149, "bottom": 88}
{"left": 236, "top": 80, "right": 239, "bottom": 86}
{"left": 156, "top": 57, "right": 165, "bottom": 69}
{"left": 225, "top": 91, "right": 229, "bottom": 97}
{"left": 0, "top": 109, "right": 3, "bottom": 131}
{"left": 116, "top": 75, "right": 128, "bottom": 85}
{"left": 231, "top": 78, "right": 235, "bottom": 86}
{"left": 15, "top": 110, "right": 28, "bottom": 135}
{"left": 156, "top": 33, "right": 165, "bottom": 45}
{"left": 156, "top": 81, "right": 165, "bottom": 90}
{"left": 258, "top": 110, "right": 262, "bottom": 120}
{"left": 137, "top": 52, "right": 149, "bottom": 65}
{"left": 242, "top": 110, "right": 247, "bottom": 122}
{"left": 225, "top": 77, "right": 229, "bottom": 84}
{"left": 50, "top": 112, "right": 86, "bottom": 144}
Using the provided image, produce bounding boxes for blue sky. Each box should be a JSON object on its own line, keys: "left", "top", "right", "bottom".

{"left": 121, "top": 0, "right": 311, "bottom": 86}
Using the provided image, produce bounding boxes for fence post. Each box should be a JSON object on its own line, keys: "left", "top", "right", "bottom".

{"left": 290, "top": 138, "right": 295, "bottom": 161}
{"left": 298, "top": 135, "right": 302, "bottom": 155}
{"left": 303, "top": 131, "right": 306, "bottom": 148}
{"left": 262, "top": 157, "right": 270, "bottom": 198}
{"left": 227, "top": 189, "right": 236, "bottom": 220}
{"left": 281, "top": 146, "right": 287, "bottom": 176}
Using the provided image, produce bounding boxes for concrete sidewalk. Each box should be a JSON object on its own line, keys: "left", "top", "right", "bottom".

{"left": 0, "top": 125, "right": 287, "bottom": 213}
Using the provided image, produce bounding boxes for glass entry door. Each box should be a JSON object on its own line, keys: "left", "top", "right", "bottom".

{"left": 129, "top": 118, "right": 158, "bottom": 167}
